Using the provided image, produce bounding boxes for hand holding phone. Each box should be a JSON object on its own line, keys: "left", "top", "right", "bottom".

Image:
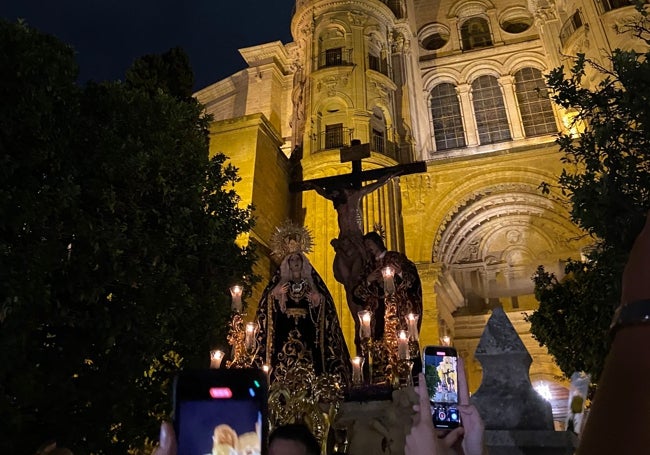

{"left": 423, "top": 346, "right": 461, "bottom": 430}
{"left": 173, "top": 368, "right": 268, "bottom": 455}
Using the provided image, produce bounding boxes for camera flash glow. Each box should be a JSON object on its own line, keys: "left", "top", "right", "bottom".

{"left": 209, "top": 387, "right": 233, "bottom": 399}
{"left": 534, "top": 382, "right": 553, "bottom": 402}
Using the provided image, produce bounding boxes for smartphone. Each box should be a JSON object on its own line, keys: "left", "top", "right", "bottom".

{"left": 173, "top": 368, "right": 268, "bottom": 455}
{"left": 423, "top": 346, "right": 461, "bottom": 429}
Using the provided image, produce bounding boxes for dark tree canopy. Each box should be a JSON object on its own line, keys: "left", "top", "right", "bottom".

{"left": 0, "top": 20, "right": 256, "bottom": 454}
{"left": 530, "top": 12, "right": 650, "bottom": 383}
{"left": 126, "top": 47, "right": 195, "bottom": 99}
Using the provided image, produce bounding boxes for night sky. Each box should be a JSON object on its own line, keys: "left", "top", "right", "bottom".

{"left": 1, "top": 0, "right": 295, "bottom": 90}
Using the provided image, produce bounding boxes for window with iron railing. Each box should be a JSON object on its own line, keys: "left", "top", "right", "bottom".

{"left": 317, "top": 48, "right": 354, "bottom": 69}
{"left": 596, "top": 0, "right": 634, "bottom": 13}
{"left": 368, "top": 54, "right": 389, "bottom": 76}
{"left": 372, "top": 130, "right": 385, "bottom": 154}
{"left": 325, "top": 123, "right": 344, "bottom": 149}
{"left": 560, "top": 10, "right": 584, "bottom": 46}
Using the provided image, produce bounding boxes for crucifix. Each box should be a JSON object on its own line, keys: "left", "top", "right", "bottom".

{"left": 290, "top": 139, "right": 426, "bottom": 346}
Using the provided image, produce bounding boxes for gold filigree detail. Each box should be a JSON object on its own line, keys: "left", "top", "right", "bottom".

{"left": 269, "top": 220, "right": 314, "bottom": 259}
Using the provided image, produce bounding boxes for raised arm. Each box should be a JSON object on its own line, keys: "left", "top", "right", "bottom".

{"left": 360, "top": 170, "right": 401, "bottom": 197}
{"left": 301, "top": 181, "right": 333, "bottom": 200}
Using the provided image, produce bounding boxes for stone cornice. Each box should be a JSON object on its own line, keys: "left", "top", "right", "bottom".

{"left": 193, "top": 72, "right": 242, "bottom": 104}
{"left": 292, "top": 0, "right": 397, "bottom": 39}
{"left": 239, "top": 41, "right": 291, "bottom": 75}
{"left": 209, "top": 113, "right": 284, "bottom": 146}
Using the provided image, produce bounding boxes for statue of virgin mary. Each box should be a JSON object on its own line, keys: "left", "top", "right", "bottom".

{"left": 253, "top": 222, "right": 351, "bottom": 386}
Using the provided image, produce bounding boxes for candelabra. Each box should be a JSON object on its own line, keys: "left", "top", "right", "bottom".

{"left": 226, "top": 315, "right": 259, "bottom": 368}
{"left": 223, "top": 285, "right": 260, "bottom": 368}
{"left": 353, "top": 266, "right": 422, "bottom": 389}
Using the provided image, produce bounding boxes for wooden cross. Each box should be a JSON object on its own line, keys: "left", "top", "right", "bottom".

{"left": 289, "top": 140, "right": 427, "bottom": 193}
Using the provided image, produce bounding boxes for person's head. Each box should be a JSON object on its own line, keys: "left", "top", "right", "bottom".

{"left": 268, "top": 423, "right": 320, "bottom": 455}
{"left": 288, "top": 253, "right": 303, "bottom": 273}
{"left": 363, "top": 232, "right": 386, "bottom": 258}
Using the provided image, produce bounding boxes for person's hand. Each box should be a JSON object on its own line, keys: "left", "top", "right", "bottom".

{"left": 152, "top": 422, "right": 177, "bottom": 455}
{"left": 405, "top": 372, "right": 441, "bottom": 455}
{"left": 439, "top": 357, "right": 485, "bottom": 455}
{"left": 309, "top": 291, "right": 323, "bottom": 307}
{"left": 367, "top": 269, "right": 382, "bottom": 284}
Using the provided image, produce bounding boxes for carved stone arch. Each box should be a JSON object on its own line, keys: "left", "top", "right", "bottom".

{"left": 460, "top": 60, "right": 505, "bottom": 83}
{"left": 314, "top": 20, "right": 350, "bottom": 39}
{"left": 449, "top": 0, "right": 495, "bottom": 19}
{"left": 422, "top": 70, "right": 463, "bottom": 91}
{"left": 430, "top": 177, "right": 580, "bottom": 263}
{"left": 314, "top": 94, "right": 354, "bottom": 114}
{"left": 435, "top": 194, "right": 554, "bottom": 264}
{"left": 365, "top": 24, "right": 387, "bottom": 42}
{"left": 505, "top": 53, "right": 550, "bottom": 75}
{"left": 369, "top": 102, "right": 394, "bottom": 131}
{"left": 430, "top": 182, "right": 584, "bottom": 317}
{"left": 316, "top": 20, "right": 350, "bottom": 57}
{"left": 365, "top": 27, "right": 388, "bottom": 63}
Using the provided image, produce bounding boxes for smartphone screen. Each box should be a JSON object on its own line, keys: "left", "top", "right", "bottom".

{"left": 173, "top": 368, "right": 268, "bottom": 455}
{"left": 423, "top": 346, "right": 461, "bottom": 429}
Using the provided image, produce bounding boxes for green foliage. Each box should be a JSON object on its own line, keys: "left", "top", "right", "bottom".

{"left": 125, "top": 47, "right": 195, "bottom": 99}
{"left": 0, "top": 20, "right": 256, "bottom": 454}
{"left": 528, "top": 248, "right": 623, "bottom": 382}
{"left": 530, "top": 13, "right": 650, "bottom": 382}
{"left": 546, "top": 47, "right": 650, "bottom": 250}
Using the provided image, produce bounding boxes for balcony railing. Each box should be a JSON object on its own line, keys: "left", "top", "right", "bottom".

{"left": 371, "top": 133, "right": 400, "bottom": 161}
{"left": 596, "top": 0, "right": 635, "bottom": 13}
{"left": 368, "top": 54, "right": 390, "bottom": 77}
{"left": 316, "top": 48, "right": 354, "bottom": 69}
{"left": 560, "top": 10, "right": 584, "bottom": 46}
{"left": 312, "top": 127, "right": 354, "bottom": 152}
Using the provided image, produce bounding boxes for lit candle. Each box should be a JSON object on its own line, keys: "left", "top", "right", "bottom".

{"left": 230, "top": 285, "right": 243, "bottom": 313}
{"left": 210, "top": 349, "right": 224, "bottom": 369}
{"left": 398, "top": 330, "right": 409, "bottom": 360}
{"left": 358, "top": 310, "right": 372, "bottom": 340}
{"left": 351, "top": 356, "right": 365, "bottom": 386}
{"left": 381, "top": 266, "right": 396, "bottom": 295}
{"left": 262, "top": 364, "right": 272, "bottom": 376}
{"left": 442, "top": 335, "right": 451, "bottom": 346}
{"left": 245, "top": 322, "right": 258, "bottom": 351}
{"left": 406, "top": 313, "right": 419, "bottom": 341}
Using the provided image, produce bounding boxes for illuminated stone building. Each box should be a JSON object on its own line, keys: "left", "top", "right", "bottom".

{"left": 195, "top": 0, "right": 644, "bottom": 421}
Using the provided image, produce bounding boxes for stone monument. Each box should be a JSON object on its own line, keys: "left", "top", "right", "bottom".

{"left": 472, "top": 307, "right": 577, "bottom": 454}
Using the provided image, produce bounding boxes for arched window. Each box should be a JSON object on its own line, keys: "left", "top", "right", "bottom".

{"left": 430, "top": 83, "right": 466, "bottom": 150}
{"left": 460, "top": 17, "right": 493, "bottom": 50}
{"left": 514, "top": 68, "right": 557, "bottom": 137}
{"left": 471, "top": 75, "right": 511, "bottom": 144}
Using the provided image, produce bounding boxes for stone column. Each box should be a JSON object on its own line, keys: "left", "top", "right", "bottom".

{"left": 499, "top": 75, "right": 525, "bottom": 140}
{"left": 457, "top": 83, "right": 478, "bottom": 146}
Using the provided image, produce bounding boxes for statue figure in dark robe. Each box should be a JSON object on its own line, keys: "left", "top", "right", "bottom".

{"left": 354, "top": 231, "right": 423, "bottom": 342}
{"left": 253, "top": 225, "right": 351, "bottom": 386}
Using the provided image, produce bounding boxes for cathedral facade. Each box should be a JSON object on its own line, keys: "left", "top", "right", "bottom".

{"left": 195, "top": 0, "right": 643, "bottom": 422}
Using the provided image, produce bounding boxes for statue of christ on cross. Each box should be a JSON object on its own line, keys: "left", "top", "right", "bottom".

{"left": 291, "top": 139, "right": 426, "bottom": 352}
